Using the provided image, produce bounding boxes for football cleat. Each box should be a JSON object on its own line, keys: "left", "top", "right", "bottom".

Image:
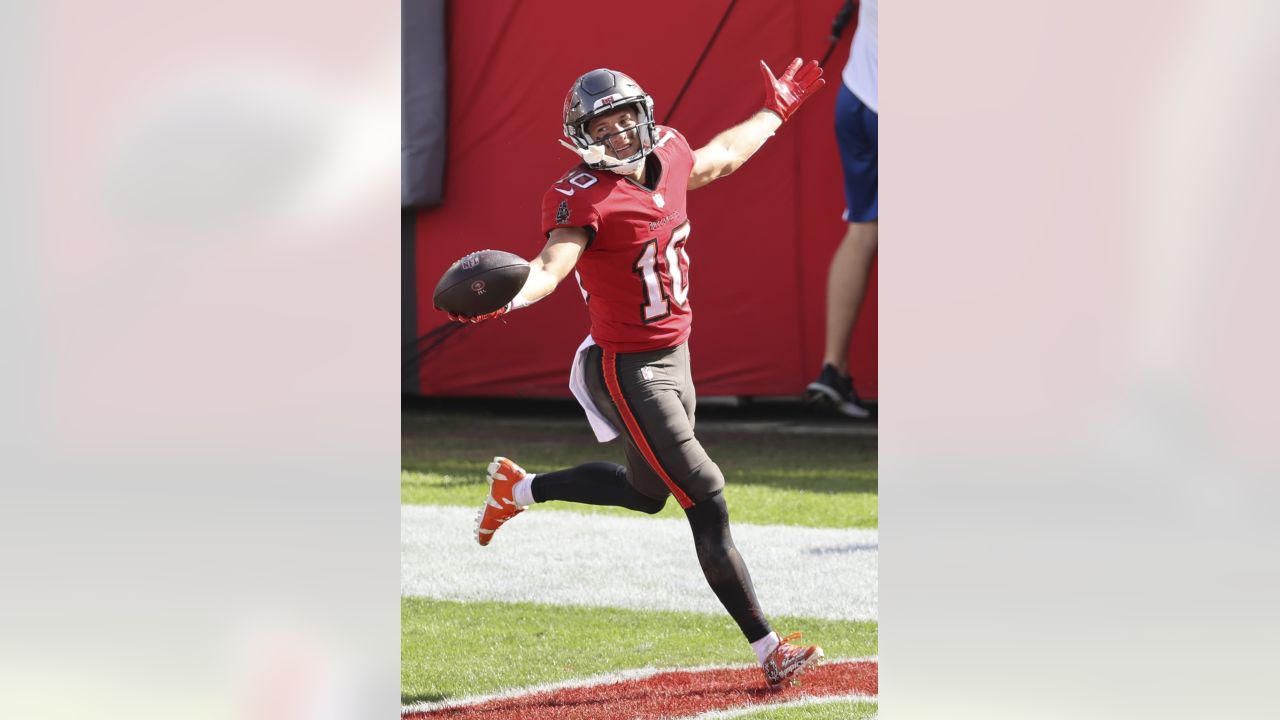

{"left": 762, "top": 632, "right": 824, "bottom": 689}
{"left": 474, "top": 457, "right": 528, "bottom": 546}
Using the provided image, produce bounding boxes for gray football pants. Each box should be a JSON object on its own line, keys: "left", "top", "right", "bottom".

{"left": 584, "top": 342, "right": 726, "bottom": 508}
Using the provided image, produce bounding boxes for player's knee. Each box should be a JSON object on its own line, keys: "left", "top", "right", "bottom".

{"left": 619, "top": 465, "right": 667, "bottom": 514}
{"left": 685, "top": 490, "right": 729, "bottom": 529}
{"left": 689, "top": 461, "right": 726, "bottom": 503}
{"left": 633, "top": 495, "right": 666, "bottom": 515}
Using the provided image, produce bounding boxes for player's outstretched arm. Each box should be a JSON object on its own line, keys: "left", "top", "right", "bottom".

{"left": 517, "top": 227, "right": 589, "bottom": 305}
{"left": 688, "top": 57, "right": 824, "bottom": 190}
{"left": 448, "top": 227, "right": 588, "bottom": 323}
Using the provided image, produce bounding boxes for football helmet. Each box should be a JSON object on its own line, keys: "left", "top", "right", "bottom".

{"left": 562, "top": 68, "right": 657, "bottom": 174}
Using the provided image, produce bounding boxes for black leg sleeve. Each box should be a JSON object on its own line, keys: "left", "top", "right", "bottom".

{"left": 532, "top": 462, "right": 666, "bottom": 514}
{"left": 684, "top": 491, "right": 772, "bottom": 643}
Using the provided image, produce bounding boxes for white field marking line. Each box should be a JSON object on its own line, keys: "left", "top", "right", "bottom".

{"left": 401, "top": 657, "right": 878, "bottom": 715}
{"left": 677, "top": 693, "right": 879, "bottom": 720}
{"left": 402, "top": 505, "right": 878, "bottom": 622}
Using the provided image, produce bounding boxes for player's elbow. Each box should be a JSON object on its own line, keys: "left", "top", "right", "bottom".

{"left": 711, "top": 158, "right": 746, "bottom": 183}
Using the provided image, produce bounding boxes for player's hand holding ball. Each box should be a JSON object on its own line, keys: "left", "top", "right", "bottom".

{"left": 433, "top": 249, "right": 530, "bottom": 323}
{"left": 760, "top": 57, "right": 825, "bottom": 122}
{"left": 447, "top": 306, "right": 508, "bottom": 324}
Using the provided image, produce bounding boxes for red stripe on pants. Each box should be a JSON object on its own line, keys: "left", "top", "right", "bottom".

{"left": 602, "top": 348, "right": 695, "bottom": 509}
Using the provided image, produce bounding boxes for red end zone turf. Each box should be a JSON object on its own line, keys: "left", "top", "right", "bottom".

{"left": 404, "top": 659, "right": 877, "bottom": 720}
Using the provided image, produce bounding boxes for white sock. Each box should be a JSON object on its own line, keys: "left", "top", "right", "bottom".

{"left": 751, "top": 631, "right": 780, "bottom": 665}
{"left": 512, "top": 474, "right": 537, "bottom": 507}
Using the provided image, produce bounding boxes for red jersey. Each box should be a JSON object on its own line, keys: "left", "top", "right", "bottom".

{"left": 540, "top": 126, "right": 697, "bottom": 353}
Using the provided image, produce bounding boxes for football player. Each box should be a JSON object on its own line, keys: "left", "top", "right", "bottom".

{"left": 450, "top": 59, "right": 826, "bottom": 689}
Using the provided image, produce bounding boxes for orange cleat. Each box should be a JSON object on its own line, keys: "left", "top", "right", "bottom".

{"left": 762, "top": 632, "right": 824, "bottom": 689}
{"left": 474, "top": 457, "right": 528, "bottom": 546}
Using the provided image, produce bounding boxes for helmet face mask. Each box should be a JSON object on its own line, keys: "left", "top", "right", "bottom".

{"left": 588, "top": 108, "right": 643, "bottom": 154}
{"left": 563, "top": 69, "right": 658, "bottom": 174}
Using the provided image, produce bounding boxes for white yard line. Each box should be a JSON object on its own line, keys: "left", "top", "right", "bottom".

{"left": 677, "top": 693, "right": 879, "bottom": 719}
{"left": 401, "top": 505, "right": 877, "bottom": 622}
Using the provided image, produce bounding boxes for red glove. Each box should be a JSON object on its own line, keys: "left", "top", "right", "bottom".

{"left": 760, "top": 58, "right": 825, "bottom": 122}
{"left": 447, "top": 304, "right": 509, "bottom": 324}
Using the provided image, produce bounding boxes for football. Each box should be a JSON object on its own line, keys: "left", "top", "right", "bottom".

{"left": 432, "top": 249, "right": 530, "bottom": 317}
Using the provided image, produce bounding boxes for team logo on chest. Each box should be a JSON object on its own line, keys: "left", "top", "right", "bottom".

{"left": 652, "top": 193, "right": 665, "bottom": 209}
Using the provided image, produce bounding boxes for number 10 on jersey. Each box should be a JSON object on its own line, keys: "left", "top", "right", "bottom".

{"left": 633, "top": 221, "right": 691, "bottom": 323}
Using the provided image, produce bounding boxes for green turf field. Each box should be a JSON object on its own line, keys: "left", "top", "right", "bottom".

{"left": 402, "top": 402, "right": 878, "bottom": 715}
{"left": 731, "top": 700, "right": 879, "bottom": 719}
{"left": 402, "top": 598, "right": 878, "bottom": 702}
{"left": 402, "top": 409, "right": 877, "bottom": 528}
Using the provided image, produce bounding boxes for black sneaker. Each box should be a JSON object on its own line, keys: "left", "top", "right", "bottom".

{"left": 806, "top": 364, "right": 870, "bottom": 419}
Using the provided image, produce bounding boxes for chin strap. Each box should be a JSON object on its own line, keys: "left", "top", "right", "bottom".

{"left": 557, "top": 139, "right": 643, "bottom": 175}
